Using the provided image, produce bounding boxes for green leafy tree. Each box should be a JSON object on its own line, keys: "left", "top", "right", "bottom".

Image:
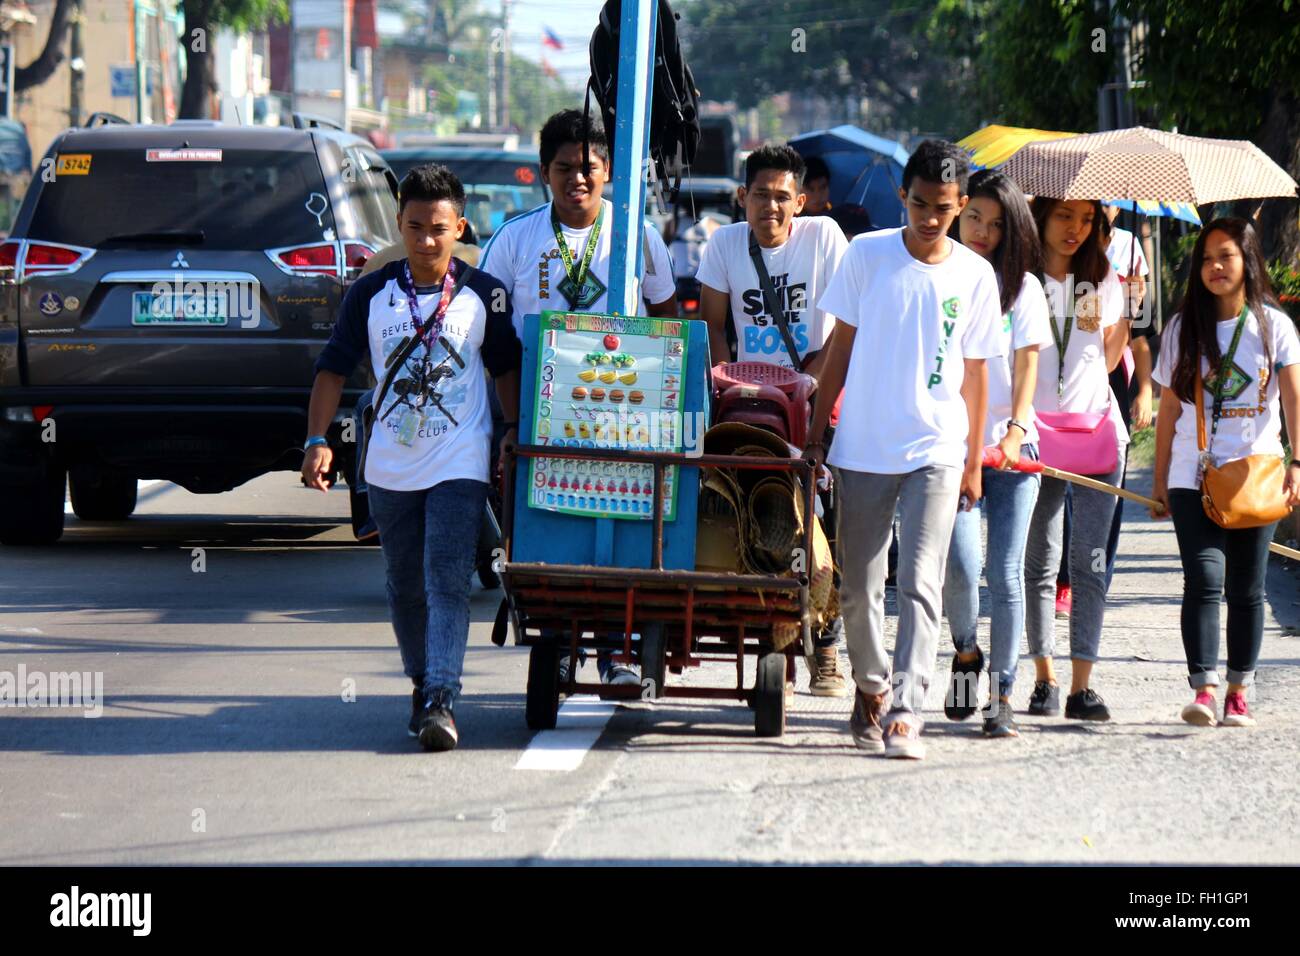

{"left": 179, "top": 0, "right": 289, "bottom": 119}
{"left": 680, "top": 0, "right": 985, "bottom": 137}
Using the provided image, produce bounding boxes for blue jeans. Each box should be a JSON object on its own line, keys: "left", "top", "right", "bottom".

{"left": 368, "top": 478, "right": 489, "bottom": 703}
{"left": 943, "top": 445, "right": 1041, "bottom": 698}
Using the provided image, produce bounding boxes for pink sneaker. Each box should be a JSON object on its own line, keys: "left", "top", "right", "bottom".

{"left": 1055, "top": 584, "right": 1072, "bottom": 618}
{"left": 1181, "top": 690, "right": 1217, "bottom": 727}
{"left": 1223, "top": 692, "right": 1256, "bottom": 727}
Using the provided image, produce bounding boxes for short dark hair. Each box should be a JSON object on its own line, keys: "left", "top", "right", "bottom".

{"left": 539, "top": 109, "right": 609, "bottom": 167}
{"left": 745, "top": 144, "right": 806, "bottom": 189}
{"left": 803, "top": 156, "right": 830, "bottom": 185}
{"left": 902, "top": 139, "right": 970, "bottom": 194}
{"left": 398, "top": 163, "right": 465, "bottom": 215}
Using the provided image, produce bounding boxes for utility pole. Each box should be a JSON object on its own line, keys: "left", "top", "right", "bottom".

{"left": 69, "top": 0, "right": 85, "bottom": 126}
{"left": 499, "top": 0, "right": 511, "bottom": 130}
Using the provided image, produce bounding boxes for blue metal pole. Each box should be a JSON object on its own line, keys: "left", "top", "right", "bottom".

{"left": 606, "top": 0, "right": 656, "bottom": 316}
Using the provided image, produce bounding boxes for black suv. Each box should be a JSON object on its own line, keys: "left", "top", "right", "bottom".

{"left": 0, "top": 115, "right": 399, "bottom": 544}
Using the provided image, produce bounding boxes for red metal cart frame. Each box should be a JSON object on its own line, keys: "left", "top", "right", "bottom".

{"left": 497, "top": 443, "right": 818, "bottom": 737}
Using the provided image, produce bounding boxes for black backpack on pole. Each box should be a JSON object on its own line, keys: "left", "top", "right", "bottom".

{"left": 585, "top": 0, "right": 701, "bottom": 205}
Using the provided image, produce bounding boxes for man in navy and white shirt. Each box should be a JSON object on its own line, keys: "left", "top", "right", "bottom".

{"left": 304, "top": 164, "right": 521, "bottom": 752}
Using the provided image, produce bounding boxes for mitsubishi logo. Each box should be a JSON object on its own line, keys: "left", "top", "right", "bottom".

{"left": 171, "top": 251, "right": 190, "bottom": 269}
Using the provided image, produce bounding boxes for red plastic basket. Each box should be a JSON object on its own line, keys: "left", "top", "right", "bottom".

{"left": 712, "top": 361, "right": 801, "bottom": 392}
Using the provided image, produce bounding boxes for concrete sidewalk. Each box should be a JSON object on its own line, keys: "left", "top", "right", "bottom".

{"left": 555, "top": 468, "right": 1300, "bottom": 864}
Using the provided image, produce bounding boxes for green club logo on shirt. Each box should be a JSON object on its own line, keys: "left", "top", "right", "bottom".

{"left": 943, "top": 296, "right": 961, "bottom": 319}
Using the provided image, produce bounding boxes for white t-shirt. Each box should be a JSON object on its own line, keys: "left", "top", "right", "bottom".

{"left": 695, "top": 216, "right": 849, "bottom": 367}
{"left": 1107, "top": 226, "right": 1149, "bottom": 278}
{"left": 817, "top": 228, "right": 1005, "bottom": 473}
{"left": 1035, "top": 269, "right": 1129, "bottom": 443}
{"left": 314, "top": 259, "right": 521, "bottom": 492}
{"left": 1153, "top": 305, "right": 1300, "bottom": 490}
{"left": 986, "top": 272, "right": 1053, "bottom": 446}
{"left": 479, "top": 198, "right": 676, "bottom": 337}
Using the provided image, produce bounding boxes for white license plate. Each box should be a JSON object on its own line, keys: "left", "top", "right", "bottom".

{"left": 131, "top": 291, "right": 228, "bottom": 326}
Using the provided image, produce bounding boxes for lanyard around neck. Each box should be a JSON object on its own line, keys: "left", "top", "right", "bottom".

{"left": 402, "top": 259, "right": 457, "bottom": 348}
{"left": 1047, "top": 276, "right": 1074, "bottom": 402}
{"left": 551, "top": 203, "right": 604, "bottom": 304}
{"left": 1206, "top": 304, "right": 1250, "bottom": 451}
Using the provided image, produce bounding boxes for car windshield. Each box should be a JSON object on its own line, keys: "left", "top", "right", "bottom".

{"left": 27, "top": 147, "right": 335, "bottom": 249}
{"left": 384, "top": 156, "right": 546, "bottom": 239}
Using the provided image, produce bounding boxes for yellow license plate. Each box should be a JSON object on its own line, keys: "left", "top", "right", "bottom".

{"left": 56, "top": 154, "right": 92, "bottom": 176}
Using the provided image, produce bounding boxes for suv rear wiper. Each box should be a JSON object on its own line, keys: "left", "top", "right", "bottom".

{"left": 101, "top": 230, "right": 206, "bottom": 246}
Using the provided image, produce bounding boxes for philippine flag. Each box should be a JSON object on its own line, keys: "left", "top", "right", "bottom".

{"left": 542, "top": 26, "right": 563, "bottom": 50}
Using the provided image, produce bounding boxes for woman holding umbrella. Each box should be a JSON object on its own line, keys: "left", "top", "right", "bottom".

{"left": 1022, "top": 197, "right": 1129, "bottom": 720}
{"left": 1149, "top": 218, "right": 1300, "bottom": 727}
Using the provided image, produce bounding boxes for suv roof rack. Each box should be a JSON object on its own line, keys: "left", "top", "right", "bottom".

{"left": 292, "top": 112, "right": 345, "bottom": 131}
{"left": 85, "top": 112, "right": 130, "bottom": 128}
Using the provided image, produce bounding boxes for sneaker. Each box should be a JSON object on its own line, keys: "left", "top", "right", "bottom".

{"left": 849, "top": 688, "right": 888, "bottom": 752}
{"left": 883, "top": 717, "right": 926, "bottom": 759}
{"left": 809, "top": 646, "right": 850, "bottom": 697}
{"left": 357, "top": 515, "right": 379, "bottom": 543}
{"left": 557, "top": 651, "right": 581, "bottom": 689}
{"left": 1055, "top": 584, "right": 1071, "bottom": 618}
{"left": 1222, "top": 692, "right": 1256, "bottom": 727}
{"left": 417, "top": 690, "right": 459, "bottom": 752}
{"left": 982, "top": 699, "right": 1020, "bottom": 738}
{"left": 408, "top": 687, "right": 422, "bottom": 737}
{"left": 1181, "top": 690, "right": 1218, "bottom": 727}
{"left": 1027, "top": 680, "right": 1061, "bottom": 716}
{"left": 1064, "top": 687, "right": 1111, "bottom": 721}
{"left": 599, "top": 659, "right": 641, "bottom": 686}
{"left": 944, "top": 647, "right": 985, "bottom": 720}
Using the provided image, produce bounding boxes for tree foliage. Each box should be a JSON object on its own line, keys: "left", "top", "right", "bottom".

{"left": 179, "top": 0, "right": 289, "bottom": 119}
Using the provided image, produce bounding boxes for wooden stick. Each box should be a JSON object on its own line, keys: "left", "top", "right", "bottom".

{"left": 1039, "top": 464, "right": 1300, "bottom": 562}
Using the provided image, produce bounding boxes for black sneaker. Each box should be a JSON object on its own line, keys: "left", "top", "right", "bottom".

{"left": 408, "top": 687, "right": 422, "bottom": 738}
{"left": 982, "top": 699, "right": 1020, "bottom": 738}
{"left": 1026, "top": 680, "right": 1061, "bottom": 716}
{"left": 417, "top": 690, "right": 460, "bottom": 752}
{"left": 1065, "top": 688, "right": 1111, "bottom": 721}
{"left": 944, "top": 647, "right": 985, "bottom": 720}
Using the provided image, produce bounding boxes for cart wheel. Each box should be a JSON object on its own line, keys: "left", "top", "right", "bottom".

{"left": 753, "top": 652, "right": 786, "bottom": 737}
{"left": 525, "top": 641, "right": 560, "bottom": 730}
{"left": 638, "top": 623, "right": 666, "bottom": 699}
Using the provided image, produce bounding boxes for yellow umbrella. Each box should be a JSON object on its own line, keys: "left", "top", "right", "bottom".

{"left": 956, "top": 124, "right": 1078, "bottom": 170}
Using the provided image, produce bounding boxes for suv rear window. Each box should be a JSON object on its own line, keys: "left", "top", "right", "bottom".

{"left": 28, "top": 147, "right": 335, "bottom": 249}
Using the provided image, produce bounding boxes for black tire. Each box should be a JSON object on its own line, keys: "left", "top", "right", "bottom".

{"left": 68, "top": 466, "right": 137, "bottom": 521}
{"left": 0, "top": 465, "right": 67, "bottom": 545}
{"left": 638, "top": 623, "right": 667, "bottom": 699}
{"left": 753, "top": 651, "right": 786, "bottom": 738}
{"left": 525, "top": 640, "right": 560, "bottom": 730}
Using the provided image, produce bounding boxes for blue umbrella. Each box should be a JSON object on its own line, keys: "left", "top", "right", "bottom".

{"left": 788, "top": 125, "right": 910, "bottom": 230}
{"left": 1102, "top": 198, "right": 1201, "bottom": 225}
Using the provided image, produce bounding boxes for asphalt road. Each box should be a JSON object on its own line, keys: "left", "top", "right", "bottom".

{"left": 2, "top": 470, "right": 1299, "bottom": 864}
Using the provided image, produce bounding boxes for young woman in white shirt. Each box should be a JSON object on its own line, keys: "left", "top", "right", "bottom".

{"left": 942, "top": 170, "right": 1053, "bottom": 737}
{"left": 1150, "top": 218, "right": 1300, "bottom": 728}
{"left": 1023, "top": 198, "right": 1129, "bottom": 721}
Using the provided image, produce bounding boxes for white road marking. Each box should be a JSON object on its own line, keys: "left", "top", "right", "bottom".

{"left": 514, "top": 695, "right": 618, "bottom": 772}
{"left": 66, "top": 479, "right": 168, "bottom": 515}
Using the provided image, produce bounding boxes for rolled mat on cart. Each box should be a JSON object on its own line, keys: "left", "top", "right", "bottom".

{"left": 697, "top": 422, "right": 837, "bottom": 648}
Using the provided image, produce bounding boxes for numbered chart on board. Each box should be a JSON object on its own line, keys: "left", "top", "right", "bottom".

{"left": 529, "top": 311, "right": 689, "bottom": 520}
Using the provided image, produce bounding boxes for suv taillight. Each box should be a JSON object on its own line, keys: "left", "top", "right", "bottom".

{"left": 343, "top": 242, "right": 377, "bottom": 281}
{"left": 266, "top": 242, "right": 339, "bottom": 277}
{"left": 0, "top": 240, "right": 20, "bottom": 284}
{"left": 23, "top": 241, "right": 94, "bottom": 277}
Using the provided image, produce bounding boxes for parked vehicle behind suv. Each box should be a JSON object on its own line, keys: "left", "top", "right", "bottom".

{"left": 380, "top": 146, "right": 548, "bottom": 244}
{"left": 0, "top": 115, "right": 399, "bottom": 544}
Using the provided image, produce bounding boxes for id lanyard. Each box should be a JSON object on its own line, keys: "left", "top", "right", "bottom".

{"left": 1205, "top": 304, "right": 1250, "bottom": 456}
{"left": 1047, "top": 280, "right": 1074, "bottom": 403}
{"left": 402, "top": 259, "right": 457, "bottom": 348}
{"left": 551, "top": 203, "right": 604, "bottom": 309}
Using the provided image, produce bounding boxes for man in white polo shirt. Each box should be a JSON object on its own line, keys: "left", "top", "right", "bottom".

{"left": 806, "top": 140, "right": 1004, "bottom": 760}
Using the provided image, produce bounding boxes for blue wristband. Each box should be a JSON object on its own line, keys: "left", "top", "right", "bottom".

{"left": 303, "top": 435, "right": 329, "bottom": 451}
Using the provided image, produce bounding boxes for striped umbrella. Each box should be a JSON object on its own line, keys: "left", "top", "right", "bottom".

{"left": 1000, "top": 126, "right": 1297, "bottom": 204}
